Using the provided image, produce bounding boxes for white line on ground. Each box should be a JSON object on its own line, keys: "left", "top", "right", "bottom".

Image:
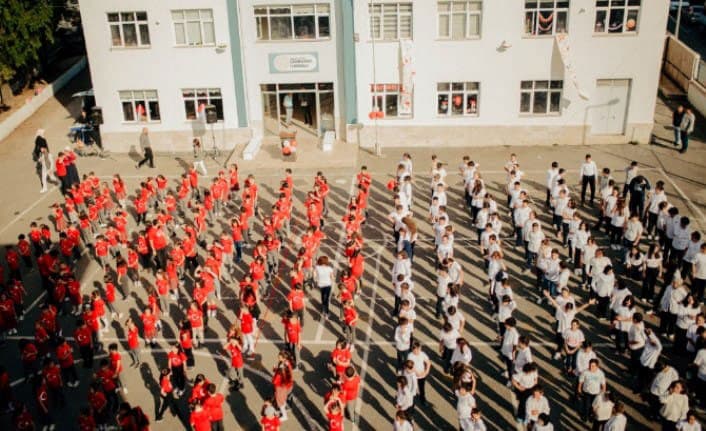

{"left": 315, "top": 174, "right": 356, "bottom": 342}
{"left": 0, "top": 186, "right": 58, "bottom": 236}
{"left": 352, "top": 243, "right": 385, "bottom": 431}
{"left": 659, "top": 167, "right": 706, "bottom": 228}
{"left": 0, "top": 334, "right": 643, "bottom": 348}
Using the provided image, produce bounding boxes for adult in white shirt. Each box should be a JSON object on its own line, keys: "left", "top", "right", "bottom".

{"left": 313, "top": 256, "right": 335, "bottom": 319}
{"left": 395, "top": 375, "right": 415, "bottom": 418}
{"left": 511, "top": 362, "right": 539, "bottom": 422}
{"left": 578, "top": 359, "right": 606, "bottom": 421}
{"left": 592, "top": 391, "right": 615, "bottom": 429}
{"left": 660, "top": 380, "right": 689, "bottom": 428}
{"left": 649, "top": 363, "right": 680, "bottom": 414}
{"left": 545, "top": 162, "right": 559, "bottom": 206}
{"left": 439, "top": 322, "right": 460, "bottom": 374}
{"left": 407, "top": 341, "right": 431, "bottom": 406}
{"left": 579, "top": 153, "right": 598, "bottom": 207}
{"left": 676, "top": 412, "right": 703, "bottom": 431}
{"left": 638, "top": 328, "right": 662, "bottom": 393}
{"left": 645, "top": 182, "right": 667, "bottom": 239}
{"left": 671, "top": 217, "right": 692, "bottom": 267}
{"left": 682, "top": 232, "right": 702, "bottom": 282}
{"left": 456, "top": 382, "right": 476, "bottom": 431}
{"left": 602, "top": 401, "right": 627, "bottom": 431}
{"left": 524, "top": 385, "right": 550, "bottom": 425}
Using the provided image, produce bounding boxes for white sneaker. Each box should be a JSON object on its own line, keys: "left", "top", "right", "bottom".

{"left": 553, "top": 352, "right": 561, "bottom": 360}
{"left": 536, "top": 297, "right": 543, "bottom": 305}
{"left": 40, "top": 188, "right": 47, "bottom": 193}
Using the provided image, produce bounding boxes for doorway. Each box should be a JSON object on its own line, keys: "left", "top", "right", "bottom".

{"left": 260, "top": 83, "right": 334, "bottom": 137}
{"left": 591, "top": 79, "right": 631, "bottom": 135}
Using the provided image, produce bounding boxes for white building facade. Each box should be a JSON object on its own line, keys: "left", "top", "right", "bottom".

{"left": 79, "top": 0, "right": 668, "bottom": 151}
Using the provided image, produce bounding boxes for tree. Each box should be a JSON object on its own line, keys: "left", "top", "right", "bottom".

{"left": 0, "top": 0, "right": 53, "bottom": 103}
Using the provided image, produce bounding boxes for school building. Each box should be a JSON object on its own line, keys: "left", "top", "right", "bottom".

{"left": 78, "top": 0, "right": 669, "bottom": 152}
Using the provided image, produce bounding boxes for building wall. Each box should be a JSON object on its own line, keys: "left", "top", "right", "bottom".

{"left": 352, "top": 0, "right": 669, "bottom": 147}
{"left": 79, "top": 0, "right": 246, "bottom": 152}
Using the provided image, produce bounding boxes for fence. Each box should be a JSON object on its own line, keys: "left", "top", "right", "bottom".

{"left": 663, "top": 34, "right": 700, "bottom": 92}
{"left": 697, "top": 58, "right": 706, "bottom": 88}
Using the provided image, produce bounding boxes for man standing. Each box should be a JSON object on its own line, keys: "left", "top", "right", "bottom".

{"left": 672, "top": 105, "right": 684, "bottom": 148}
{"left": 579, "top": 154, "right": 598, "bottom": 207}
{"left": 679, "top": 108, "right": 695, "bottom": 154}
{"left": 283, "top": 93, "right": 293, "bottom": 126}
{"left": 136, "top": 127, "right": 154, "bottom": 169}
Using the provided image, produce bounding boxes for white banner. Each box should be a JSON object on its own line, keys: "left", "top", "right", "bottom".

{"left": 555, "top": 33, "right": 590, "bottom": 100}
{"left": 399, "top": 40, "right": 415, "bottom": 116}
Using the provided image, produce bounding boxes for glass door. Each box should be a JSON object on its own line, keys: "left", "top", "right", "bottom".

{"left": 317, "top": 82, "right": 334, "bottom": 135}
{"left": 261, "top": 85, "right": 279, "bottom": 136}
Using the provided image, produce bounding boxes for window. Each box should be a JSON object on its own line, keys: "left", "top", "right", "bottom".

{"left": 172, "top": 9, "right": 215, "bottom": 46}
{"left": 438, "top": 1, "right": 482, "bottom": 39}
{"left": 119, "top": 90, "right": 160, "bottom": 122}
{"left": 369, "top": 3, "right": 412, "bottom": 41}
{"left": 594, "top": 0, "right": 640, "bottom": 34}
{"left": 524, "top": 1, "right": 569, "bottom": 36}
{"left": 107, "top": 12, "right": 150, "bottom": 47}
{"left": 519, "top": 81, "right": 562, "bottom": 115}
{"left": 437, "top": 82, "right": 479, "bottom": 116}
{"left": 371, "top": 84, "right": 412, "bottom": 118}
{"left": 182, "top": 88, "right": 224, "bottom": 121}
{"left": 255, "top": 4, "right": 331, "bottom": 41}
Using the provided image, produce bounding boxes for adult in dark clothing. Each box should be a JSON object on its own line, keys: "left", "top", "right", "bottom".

{"left": 628, "top": 175, "right": 651, "bottom": 217}
{"left": 672, "top": 105, "right": 684, "bottom": 148}
{"left": 32, "top": 129, "right": 49, "bottom": 162}
{"left": 136, "top": 127, "right": 154, "bottom": 169}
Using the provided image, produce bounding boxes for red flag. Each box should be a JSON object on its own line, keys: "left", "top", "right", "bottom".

{"left": 136, "top": 104, "right": 146, "bottom": 117}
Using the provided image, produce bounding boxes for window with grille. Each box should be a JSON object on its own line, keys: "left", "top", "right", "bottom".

{"left": 519, "top": 81, "right": 563, "bottom": 115}
{"left": 369, "top": 3, "right": 412, "bottom": 41}
{"left": 182, "top": 88, "right": 224, "bottom": 121}
{"left": 594, "top": 0, "right": 640, "bottom": 34}
{"left": 108, "top": 12, "right": 150, "bottom": 47}
{"left": 437, "top": 82, "right": 479, "bottom": 116}
{"left": 172, "top": 9, "right": 216, "bottom": 46}
{"left": 524, "top": 1, "right": 569, "bottom": 36}
{"left": 119, "top": 90, "right": 160, "bottom": 122}
{"left": 438, "top": 1, "right": 482, "bottom": 39}
{"left": 255, "top": 4, "right": 331, "bottom": 40}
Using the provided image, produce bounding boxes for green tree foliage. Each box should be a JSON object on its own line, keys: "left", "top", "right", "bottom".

{"left": 0, "top": 0, "right": 54, "bottom": 82}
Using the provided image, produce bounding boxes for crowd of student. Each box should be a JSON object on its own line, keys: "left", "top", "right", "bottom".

{"left": 385, "top": 153, "right": 705, "bottom": 431}
{"left": 0, "top": 148, "right": 705, "bottom": 430}
{"left": 0, "top": 158, "right": 375, "bottom": 431}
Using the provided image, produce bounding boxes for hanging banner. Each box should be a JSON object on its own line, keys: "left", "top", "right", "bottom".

{"left": 399, "top": 40, "right": 415, "bottom": 116}
{"left": 555, "top": 33, "right": 590, "bottom": 100}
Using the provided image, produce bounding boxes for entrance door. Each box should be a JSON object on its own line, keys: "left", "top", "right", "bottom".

{"left": 262, "top": 89, "right": 279, "bottom": 136}
{"left": 591, "top": 79, "right": 630, "bottom": 135}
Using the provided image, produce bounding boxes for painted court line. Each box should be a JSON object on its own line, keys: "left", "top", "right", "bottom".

{"left": 352, "top": 244, "right": 384, "bottom": 431}
{"left": 659, "top": 167, "right": 706, "bottom": 228}
{"left": 315, "top": 174, "right": 356, "bottom": 342}
{"left": 0, "top": 186, "right": 58, "bottom": 236}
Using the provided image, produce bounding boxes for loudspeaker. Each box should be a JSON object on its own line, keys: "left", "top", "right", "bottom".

{"left": 91, "top": 106, "right": 104, "bottom": 125}
{"left": 205, "top": 105, "right": 217, "bottom": 124}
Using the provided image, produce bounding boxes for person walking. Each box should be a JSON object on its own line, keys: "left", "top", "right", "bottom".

{"left": 314, "top": 256, "right": 334, "bottom": 320}
{"left": 136, "top": 127, "right": 154, "bottom": 168}
{"left": 33, "top": 129, "right": 49, "bottom": 161}
{"left": 679, "top": 108, "right": 695, "bottom": 154}
{"left": 672, "top": 105, "right": 684, "bottom": 148}
{"left": 192, "top": 138, "right": 207, "bottom": 176}
{"left": 579, "top": 154, "right": 598, "bottom": 207}
{"left": 37, "top": 147, "right": 57, "bottom": 193}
